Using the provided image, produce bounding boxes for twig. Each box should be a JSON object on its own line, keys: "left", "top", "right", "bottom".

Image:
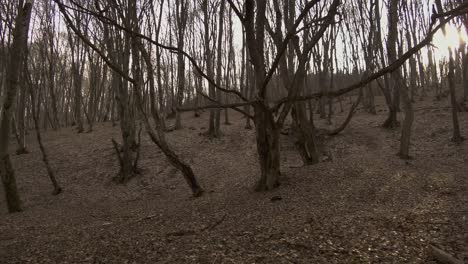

{"left": 165, "top": 214, "right": 227, "bottom": 238}
{"left": 111, "top": 138, "right": 123, "bottom": 168}
{"left": 429, "top": 244, "right": 463, "bottom": 264}
{"left": 201, "top": 214, "right": 227, "bottom": 232}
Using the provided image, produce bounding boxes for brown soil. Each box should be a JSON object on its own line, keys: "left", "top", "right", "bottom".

{"left": 1, "top": 97, "right": 467, "bottom": 263}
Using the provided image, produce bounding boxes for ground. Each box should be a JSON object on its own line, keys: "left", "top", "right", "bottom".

{"left": 1, "top": 96, "right": 467, "bottom": 263}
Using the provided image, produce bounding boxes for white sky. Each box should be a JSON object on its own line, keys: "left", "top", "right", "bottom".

{"left": 24, "top": 0, "right": 468, "bottom": 74}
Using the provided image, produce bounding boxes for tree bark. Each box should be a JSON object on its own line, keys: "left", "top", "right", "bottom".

{"left": 0, "top": 1, "right": 33, "bottom": 213}
{"left": 16, "top": 70, "right": 28, "bottom": 154}
{"left": 462, "top": 47, "right": 468, "bottom": 102}
{"left": 131, "top": 27, "right": 203, "bottom": 197}
{"left": 375, "top": 0, "right": 398, "bottom": 128}
{"left": 174, "top": 0, "right": 188, "bottom": 130}
{"left": 214, "top": 0, "right": 226, "bottom": 135}
{"left": 202, "top": 0, "right": 219, "bottom": 137}
{"left": 449, "top": 49, "right": 464, "bottom": 143}
{"left": 253, "top": 104, "right": 280, "bottom": 191}
{"left": 387, "top": 0, "right": 413, "bottom": 158}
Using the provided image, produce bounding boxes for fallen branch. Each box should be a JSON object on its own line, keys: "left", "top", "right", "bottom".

{"left": 429, "top": 244, "right": 463, "bottom": 264}
{"left": 166, "top": 230, "right": 196, "bottom": 237}
{"left": 136, "top": 214, "right": 158, "bottom": 222}
{"left": 165, "top": 214, "right": 227, "bottom": 237}
{"left": 201, "top": 214, "right": 227, "bottom": 232}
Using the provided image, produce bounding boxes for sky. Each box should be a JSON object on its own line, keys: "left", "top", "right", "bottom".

{"left": 24, "top": 0, "right": 468, "bottom": 73}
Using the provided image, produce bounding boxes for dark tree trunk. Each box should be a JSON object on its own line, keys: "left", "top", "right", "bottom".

{"left": 398, "top": 78, "right": 414, "bottom": 159}
{"left": 130, "top": 28, "right": 203, "bottom": 197}
{"left": 292, "top": 103, "right": 319, "bottom": 165}
{"left": 253, "top": 105, "right": 280, "bottom": 191}
{"left": 375, "top": 0, "right": 397, "bottom": 128}
{"left": 0, "top": 1, "right": 33, "bottom": 213}
{"left": 387, "top": 0, "right": 413, "bottom": 158}
{"left": 449, "top": 49, "right": 464, "bottom": 143}
{"left": 462, "top": 46, "right": 468, "bottom": 103}
{"left": 16, "top": 75, "right": 28, "bottom": 154}
{"left": 174, "top": 0, "right": 188, "bottom": 130}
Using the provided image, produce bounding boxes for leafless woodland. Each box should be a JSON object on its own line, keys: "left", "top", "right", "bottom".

{"left": 1, "top": 0, "right": 468, "bottom": 263}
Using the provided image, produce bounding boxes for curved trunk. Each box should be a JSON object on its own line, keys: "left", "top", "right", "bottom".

{"left": 27, "top": 72, "right": 62, "bottom": 194}
{"left": 327, "top": 90, "right": 362, "bottom": 136}
{"left": 147, "top": 130, "right": 203, "bottom": 197}
{"left": 131, "top": 32, "right": 203, "bottom": 197}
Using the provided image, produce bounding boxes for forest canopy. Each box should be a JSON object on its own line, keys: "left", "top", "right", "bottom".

{"left": 1, "top": 0, "right": 468, "bottom": 209}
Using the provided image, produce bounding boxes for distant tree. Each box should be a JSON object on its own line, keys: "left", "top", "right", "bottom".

{"left": 174, "top": 0, "right": 189, "bottom": 130}
{"left": 386, "top": 0, "right": 414, "bottom": 159}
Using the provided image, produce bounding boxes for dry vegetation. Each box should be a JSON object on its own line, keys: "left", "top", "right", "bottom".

{"left": 1, "top": 97, "right": 467, "bottom": 263}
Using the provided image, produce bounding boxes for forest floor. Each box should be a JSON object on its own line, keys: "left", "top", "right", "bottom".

{"left": 1, "top": 96, "right": 467, "bottom": 263}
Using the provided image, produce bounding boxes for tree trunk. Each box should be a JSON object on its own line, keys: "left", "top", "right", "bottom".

{"left": 102, "top": 9, "right": 137, "bottom": 182}
{"left": 214, "top": 0, "right": 225, "bottom": 135}
{"left": 387, "top": 0, "right": 413, "bottom": 158}
{"left": 16, "top": 73, "right": 28, "bottom": 154}
{"left": 292, "top": 103, "right": 319, "bottom": 165}
{"left": 462, "top": 47, "right": 468, "bottom": 102}
{"left": 1, "top": 1, "right": 33, "bottom": 213}
{"left": 375, "top": 0, "right": 397, "bottom": 128}
{"left": 202, "top": 0, "right": 219, "bottom": 137}
{"left": 70, "top": 41, "right": 84, "bottom": 133}
{"left": 26, "top": 67, "right": 62, "bottom": 195}
{"left": 174, "top": 0, "right": 188, "bottom": 130}
{"left": 398, "top": 79, "right": 414, "bottom": 159}
{"left": 130, "top": 27, "right": 203, "bottom": 197}
{"left": 253, "top": 105, "right": 280, "bottom": 191}
{"left": 449, "top": 49, "right": 464, "bottom": 143}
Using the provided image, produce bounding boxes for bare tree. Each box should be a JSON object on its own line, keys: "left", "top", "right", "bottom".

{"left": 386, "top": 0, "right": 414, "bottom": 159}
{"left": 174, "top": 0, "right": 189, "bottom": 129}
{"left": 1, "top": 0, "right": 33, "bottom": 213}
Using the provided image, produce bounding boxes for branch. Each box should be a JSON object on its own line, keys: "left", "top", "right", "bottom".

{"left": 53, "top": 0, "right": 249, "bottom": 102}
{"left": 326, "top": 90, "right": 362, "bottom": 136}
{"left": 273, "top": 14, "right": 456, "bottom": 110}
{"left": 261, "top": 0, "right": 321, "bottom": 96}
{"left": 432, "top": 1, "right": 468, "bottom": 19}
{"left": 55, "top": 1, "right": 135, "bottom": 84}
{"left": 55, "top": 0, "right": 253, "bottom": 119}
{"left": 275, "top": 0, "right": 340, "bottom": 125}
{"left": 429, "top": 244, "right": 463, "bottom": 264}
{"left": 177, "top": 101, "right": 256, "bottom": 113}
{"left": 226, "top": 0, "right": 245, "bottom": 25}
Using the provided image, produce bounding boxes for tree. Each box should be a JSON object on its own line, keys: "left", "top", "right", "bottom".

{"left": 48, "top": 0, "right": 468, "bottom": 195}
{"left": 1, "top": 0, "right": 33, "bottom": 213}
{"left": 386, "top": 0, "right": 414, "bottom": 159}
{"left": 232, "top": 0, "right": 340, "bottom": 190}
{"left": 174, "top": 0, "right": 189, "bottom": 130}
